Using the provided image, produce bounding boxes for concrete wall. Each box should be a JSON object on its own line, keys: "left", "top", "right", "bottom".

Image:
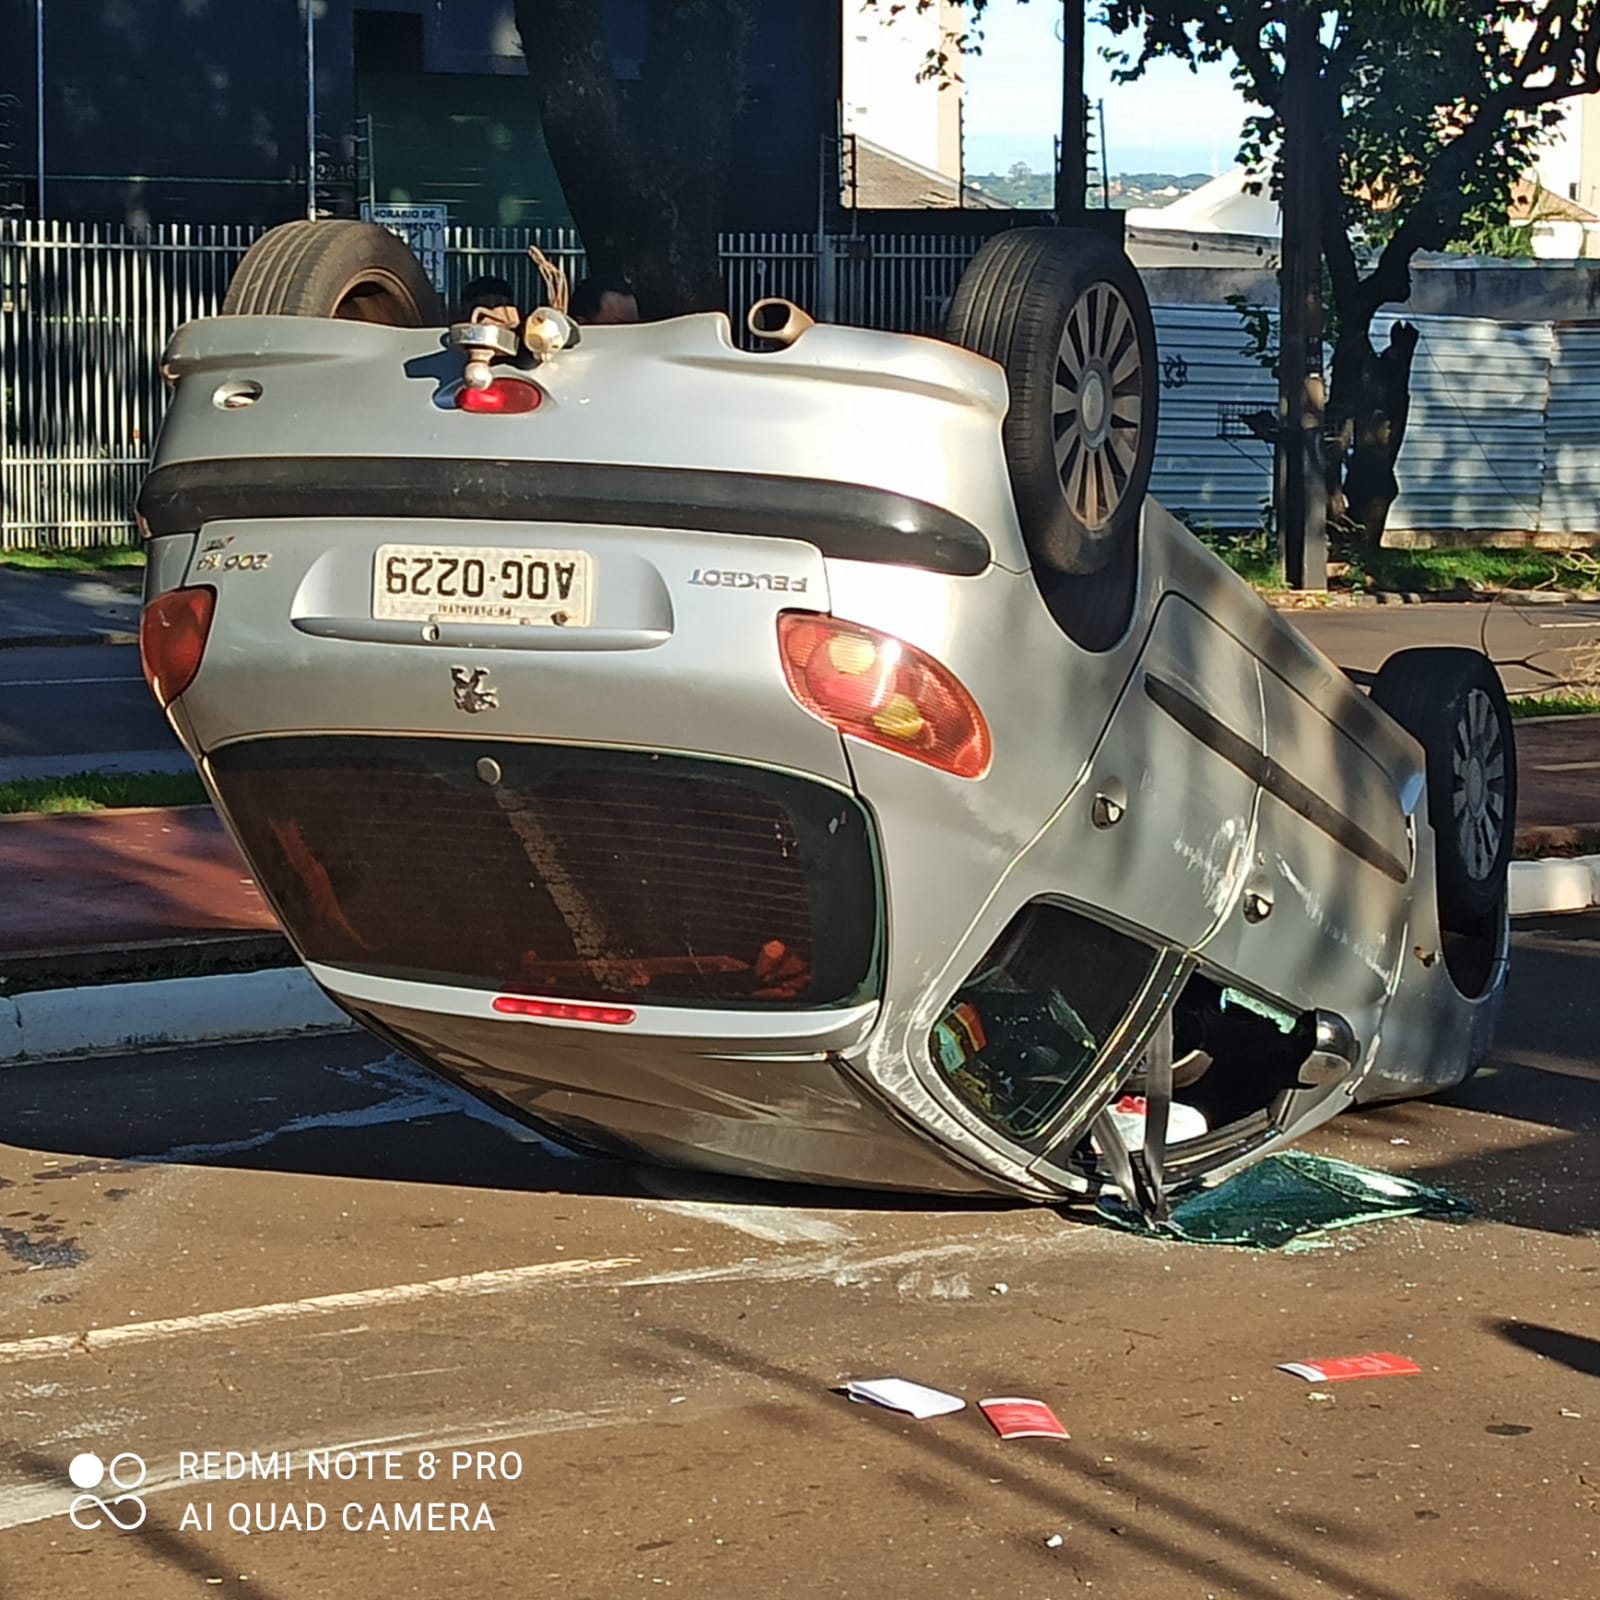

{"left": 1140, "top": 257, "right": 1600, "bottom": 324}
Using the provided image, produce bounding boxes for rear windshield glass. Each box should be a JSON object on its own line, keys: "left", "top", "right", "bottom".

{"left": 211, "top": 736, "right": 883, "bottom": 1009}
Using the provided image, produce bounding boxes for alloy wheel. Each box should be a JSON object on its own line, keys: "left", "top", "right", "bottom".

{"left": 1052, "top": 283, "right": 1145, "bottom": 531}
{"left": 1451, "top": 686, "right": 1508, "bottom": 881}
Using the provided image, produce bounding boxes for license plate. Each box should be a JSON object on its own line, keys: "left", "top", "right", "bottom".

{"left": 372, "top": 544, "right": 594, "bottom": 627}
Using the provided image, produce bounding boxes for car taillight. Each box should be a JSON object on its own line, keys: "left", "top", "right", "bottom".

{"left": 492, "top": 996, "right": 636, "bottom": 1026}
{"left": 777, "top": 612, "right": 991, "bottom": 779}
{"left": 457, "top": 379, "right": 542, "bottom": 414}
{"left": 140, "top": 586, "right": 216, "bottom": 709}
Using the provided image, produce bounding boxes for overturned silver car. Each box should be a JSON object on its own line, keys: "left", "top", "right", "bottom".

{"left": 137, "top": 220, "right": 1514, "bottom": 1219}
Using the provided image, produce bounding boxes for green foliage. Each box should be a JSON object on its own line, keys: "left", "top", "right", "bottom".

{"left": 0, "top": 545, "right": 145, "bottom": 574}
{"left": 1509, "top": 693, "right": 1600, "bottom": 719}
{"left": 1190, "top": 525, "right": 1287, "bottom": 588}
{"left": 1337, "top": 543, "right": 1597, "bottom": 594}
{"left": 1092, "top": 2, "right": 1600, "bottom": 287}
{"left": 0, "top": 771, "right": 206, "bottom": 816}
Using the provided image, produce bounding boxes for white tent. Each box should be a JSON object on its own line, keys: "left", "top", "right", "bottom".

{"left": 1125, "top": 167, "right": 1281, "bottom": 239}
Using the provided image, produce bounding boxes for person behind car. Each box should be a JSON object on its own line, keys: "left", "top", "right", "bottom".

{"left": 458, "top": 274, "right": 520, "bottom": 330}
{"left": 570, "top": 275, "right": 640, "bottom": 325}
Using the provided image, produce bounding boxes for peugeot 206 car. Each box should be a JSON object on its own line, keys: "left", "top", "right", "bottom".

{"left": 136, "top": 220, "right": 1515, "bottom": 1221}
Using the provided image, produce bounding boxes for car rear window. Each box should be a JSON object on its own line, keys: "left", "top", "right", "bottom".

{"left": 210, "top": 735, "right": 883, "bottom": 1009}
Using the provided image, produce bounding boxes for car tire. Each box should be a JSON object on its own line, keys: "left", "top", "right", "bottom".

{"left": 945, "top": 227, "right": 1157, "bottom": 576}
{"left": 1370, "top": 647, "right": 1517, "bottom": 927}
{"left": 222, "top": 220, "right": 442, "bottom": 326}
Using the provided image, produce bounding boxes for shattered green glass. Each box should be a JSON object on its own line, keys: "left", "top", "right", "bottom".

{"left": 1095, "top": 1150, "right": 1473, "bottom": 1249}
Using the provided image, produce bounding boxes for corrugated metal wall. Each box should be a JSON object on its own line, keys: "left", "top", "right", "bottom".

{"left": 1146, "top": 304, "right": 1597, "bottom": 536}
{"left": 1378, "top": 312, "right": 1551, "bottom": 535}
{"left": 1147, "top": 304, "right": 1278, "bottom": 531}
{"left": 1541, "top": 323, "right": 1600, "bottom": 536}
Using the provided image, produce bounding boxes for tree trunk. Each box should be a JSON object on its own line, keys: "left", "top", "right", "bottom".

{"left": 514, "top": 0, "right": 748, "bottom": 319}
{"left": 1329, "top": 319, "right": 1420, "bottom": 547}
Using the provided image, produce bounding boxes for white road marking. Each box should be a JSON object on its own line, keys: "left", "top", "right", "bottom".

{"left": 5, "top": 675, "right": 142, "bottom": 687}
{"left": 0, "top": 1257, "right": 637, "bottom": 1366}
{"left": 1532, "top": 759, "right": 1600, "bottom": 772}
{"left": 637, "top": 1197, "right": 853, "bottom": 1245}
{"left": 615, "top": 1230, "right": 1072, "bottom": 1290}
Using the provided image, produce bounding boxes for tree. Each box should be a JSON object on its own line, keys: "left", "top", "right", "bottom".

{"left": 513, "top": 0, "right": 750, "bottom": 317}
{"left": 1093, "top": 1, "right": 1600, "bottom": 542}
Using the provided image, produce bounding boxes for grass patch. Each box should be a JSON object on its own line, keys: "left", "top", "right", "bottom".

{"left": 1344, "top": 546, "right": 1590, "bottom": 594}
{"left": 1191, "top": 525, "right": 1600, "bottom": 596}
{"left": 1193, "top": 529, "right": 1288, "bottom": 589}
{"left": 0, "top": 545, "right": 145, "bottom": 575}
{"left": 0, "top": 770, "right": 205, "bottom": 816}
{"left": 1509, "top": 693, "right": 1600, "bottom": 719}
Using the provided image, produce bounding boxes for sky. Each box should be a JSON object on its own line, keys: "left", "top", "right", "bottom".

{"left": 956, "top": 2, "right": 1253, "bottom": 177}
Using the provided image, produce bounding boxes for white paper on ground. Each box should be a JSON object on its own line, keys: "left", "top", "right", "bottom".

{"left": 845, "top": 1378, "right": 965, "bottom": 1419}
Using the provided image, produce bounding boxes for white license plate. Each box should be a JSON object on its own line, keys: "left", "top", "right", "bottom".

{"left": 372, "top": 544, "right": 594, "bottom": 627}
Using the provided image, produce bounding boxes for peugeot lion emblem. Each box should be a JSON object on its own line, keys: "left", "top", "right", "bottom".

{"left": 450, "top": 666, "right": 498, "bottom": 715}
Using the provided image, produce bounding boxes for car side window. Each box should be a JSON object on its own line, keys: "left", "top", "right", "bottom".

{"left": 930, "top": 903, "right": 1156, "bottom": 1143}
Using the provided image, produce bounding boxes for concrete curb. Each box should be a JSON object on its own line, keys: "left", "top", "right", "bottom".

{"left": 1509, "top": 853, "right": 1600, "bottom": 917}
{"left": 0, "top": 966, "right": 354, "bottom": 1064}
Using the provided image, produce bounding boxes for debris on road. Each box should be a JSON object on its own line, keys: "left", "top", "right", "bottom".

{"left": 1278, "top": 1353, "right": 1423, "bottom": 1382}
{"left": 1095, "top": 1150, "right": 1471, "bottom": 1249}
{"left": 844, "top": 1378, "right": 964, "bottom": 1418}
{"left": 1044, "top": 1533, "right": 1065, "bottom": 1548}
{"left": 979, "top": 1398, "right": 1070, "bottom": 1440}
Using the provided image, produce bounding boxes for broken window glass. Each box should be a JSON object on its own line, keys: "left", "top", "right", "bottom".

{"left": 930, "top": 903, "right": 1156, "bottom": 1143}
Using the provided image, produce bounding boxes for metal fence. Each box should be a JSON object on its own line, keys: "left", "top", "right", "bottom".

{"left": 1147, "top": 305, "right": 1600, "bottom": 537}
{"left": 9, "top": 216, "right": 1600, "bottom": 549}
{"left": 0, "top": 219, "right": 988, "bottom": 548}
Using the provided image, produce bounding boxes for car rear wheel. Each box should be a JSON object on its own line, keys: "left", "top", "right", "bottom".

{"left": 945, "top": 227, "right": 1157, "bottom": 578}
{"left": 1370, "top": 647, "right": 1516, "bottom": 928}
{"left": 222, "top": 220, "right": 442, "bottom": 326}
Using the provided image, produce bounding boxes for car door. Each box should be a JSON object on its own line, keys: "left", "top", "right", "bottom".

{"left": 1038, "top": 591, "right": 1262, "bottom": 954}
{"left": 1200, "top": 657, "right": 1412, "bottom": 1026}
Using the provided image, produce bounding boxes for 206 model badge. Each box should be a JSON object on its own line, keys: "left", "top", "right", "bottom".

{"left": 451, "top": 666, "right": 498, "bottom": 714}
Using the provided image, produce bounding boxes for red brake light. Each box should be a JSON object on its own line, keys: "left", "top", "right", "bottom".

{"left": 777, "top": 613, "right": 991, "bottom": 779}
{"left": 140, "top": 586, "right": 216, "bottom": 709}
{"left": 457, "top": 379, "right": 542, "bottom": 414}
{"left": 492, "top": 996, "right": 636, "bottom": 1026}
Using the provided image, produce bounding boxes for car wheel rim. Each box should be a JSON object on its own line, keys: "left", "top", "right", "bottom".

{"left": 1052, "top": 282, "right": 1144, "bottom": 530}
{"left": 1451, "top": 687, "right": 1507, "bottom": 881}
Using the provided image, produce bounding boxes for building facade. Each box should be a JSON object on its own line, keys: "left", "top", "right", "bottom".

{"left": 0, "top": 0, "right": 838, "bottom": 231}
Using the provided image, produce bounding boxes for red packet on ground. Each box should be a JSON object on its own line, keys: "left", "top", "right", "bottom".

{"left": 1278, "top": 1352, "right": 1422, "bottom": 1383}
{"left": 979, "top": 1397, "right": 1070, "bottom": 1440}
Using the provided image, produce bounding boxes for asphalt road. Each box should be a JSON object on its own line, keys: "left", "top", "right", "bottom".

{"left": 0, "top": 646, "right": 186, "bottom": 781}
{"left": 0, "top": 914, "right": 1594, "bottom": 1598}
{"left": 1294, "top": 600, "right": 1600, "bottom": 697}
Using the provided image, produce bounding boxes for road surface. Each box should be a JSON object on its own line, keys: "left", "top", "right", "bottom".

{"left": 0, "top": 914, "right": 1594, "bottom": 1598}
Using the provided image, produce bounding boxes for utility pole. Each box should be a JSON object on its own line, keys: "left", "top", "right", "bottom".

{"left": 305, "top": 0, "right": 317, "bottom": 220}
{"left": 1278, "top": 1, "right": 1327, "bottom": 590}
{"left": 1056, "top": 0, "right": 1086, "bottom": 217}
{"left": 35, "top": 0, "right": 44, "bottom": 215}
